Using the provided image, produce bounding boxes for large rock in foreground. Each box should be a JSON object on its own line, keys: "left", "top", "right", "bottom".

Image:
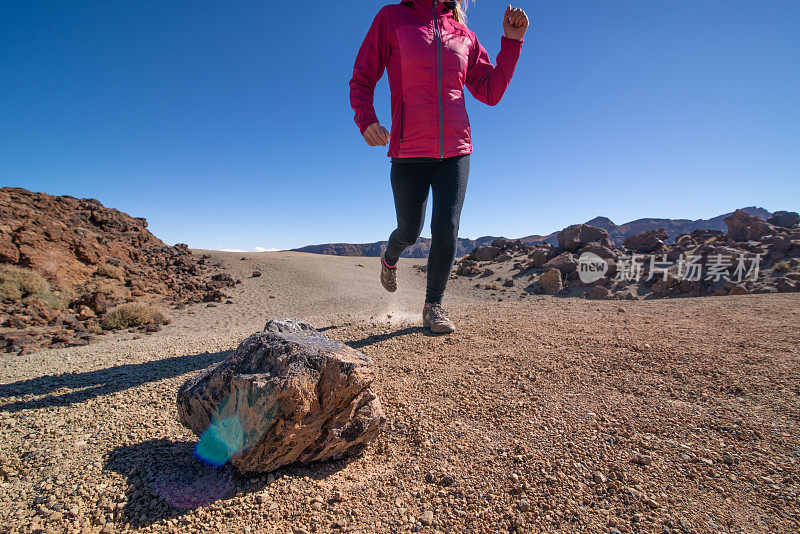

{"left": 177, "top": 319, "right": 385, "bottom": 474}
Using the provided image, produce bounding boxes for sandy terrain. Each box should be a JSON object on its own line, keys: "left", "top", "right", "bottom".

{"left": 1, "top": 250, "right": 799, "bottom": 534}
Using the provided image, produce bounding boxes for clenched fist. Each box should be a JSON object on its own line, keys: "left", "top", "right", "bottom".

{"left": 503, "top": 5, "right": 529, "bottom": 41}
{"left": 363, "top": 122, "right": 390, "bottom": 146}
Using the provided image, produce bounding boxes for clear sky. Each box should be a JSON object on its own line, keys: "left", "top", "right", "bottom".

{"left": 2, "top": 1, "right": 798, "bottom": 251}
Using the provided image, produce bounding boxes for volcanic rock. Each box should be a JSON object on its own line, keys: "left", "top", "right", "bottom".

{"left": 725, "top": 210, "right": 776, "bottom": 242}
{"left": 469, "top": 246, "right": 502, "bottom": 262}
{"left": 588, "top": 285, "right": 610, "bottom": 299}
{"left": 578, "top": 242, "right": 616, "bottom": 260}
{"left": 456, "top": 259, "right": 481, "bottom": 276}
{"left": 543, "top": 252, "right": 578, "bottom": 274}
{"left": 767, "top": 211, "right": 800, "bottom": 228}
{"left": 72, "top": 291, "right": 108, "bottom": 314}
{"left": 651, "top": 280, "right": 673, "bottom": 298}
{"left": 538, "top": 268, "right": 563, "bottom": 295}
{"left": 263, "top": 317, "right": 317, "bottom": 334}
{"left": 177, "top": 318, "right": 385, "bottom": 474}
{"left": 775, "top": 278, "right": 797, "bottom": 293}
{"left": 557, "top": 225, "right": 614, "bottom": 252}
{"left": 690, "top": 229, "right": 726, "bottom": 243}
{"left": 527, "top": 248, "right": 550, "bottom": 268}
{"left": 623, "top": 229, "right": 669, "bottom": 253}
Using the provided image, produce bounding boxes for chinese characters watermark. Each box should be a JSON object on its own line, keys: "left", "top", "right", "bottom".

{"left": 578, "top": 252, "right": 762, "bottom": 283}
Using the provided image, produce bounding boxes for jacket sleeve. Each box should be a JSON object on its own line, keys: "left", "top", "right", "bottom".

{"left": 465, "top": 35, "right": 524, "bottom": 106}
{"left": 349, "top": 7, "right": 391, "bottom": 135}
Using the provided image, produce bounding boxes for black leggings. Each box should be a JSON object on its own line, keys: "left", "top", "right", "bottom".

{"left": 383, "top": 154, "right": 470, "bottom": 304}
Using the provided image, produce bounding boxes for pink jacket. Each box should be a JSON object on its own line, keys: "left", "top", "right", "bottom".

{"left": 349, "top": 0, "right": 524, "bottom": 159}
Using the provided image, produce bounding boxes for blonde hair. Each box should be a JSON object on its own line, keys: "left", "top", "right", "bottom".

{"left": 453, "top": 0, "right": 473, "bottom": 26}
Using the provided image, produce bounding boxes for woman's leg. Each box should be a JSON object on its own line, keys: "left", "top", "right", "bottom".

{"left": 425, "top": 154, "right": 470, "bottom": 304}
{"left": 383, "top": 161, "right": 435, "bottom": 266}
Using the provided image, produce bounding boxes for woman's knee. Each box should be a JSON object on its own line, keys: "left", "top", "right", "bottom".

{"left": 396, "top": 220, "right": 424, "bottom": 245}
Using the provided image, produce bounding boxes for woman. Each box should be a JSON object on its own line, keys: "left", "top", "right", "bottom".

{"left": 349, "top": 0, "right": 529, "bottom": 333}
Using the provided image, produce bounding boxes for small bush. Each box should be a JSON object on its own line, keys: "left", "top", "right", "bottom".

{"left": 1, "top": 265, "right": 47, "bottom": 301}
{"left": 774, "top": 261, "right": 790, "bottom": 273}
{"left": 95, "top": 263, "right": 124, "bottom": 279}
{"left": 100, "top": 303, "right": 168, "bottom": 330}
{"left": 0, "top": 264, "right": 72, "bottom": 309}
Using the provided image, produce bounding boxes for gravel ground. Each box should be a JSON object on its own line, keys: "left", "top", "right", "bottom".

{"left": 1, "top": 251, "right": 799, "bottom": 533}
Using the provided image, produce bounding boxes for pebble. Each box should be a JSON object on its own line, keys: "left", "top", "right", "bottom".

{"left": 420, "top": 510, "right": 434, "bottom": 525}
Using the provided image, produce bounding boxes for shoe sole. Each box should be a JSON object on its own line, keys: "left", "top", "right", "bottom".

{"left": 422, "top": 318, "right": 455, "bottom": 334}
{"left": 381, "top": 271, "right": 397, "bottom": 293}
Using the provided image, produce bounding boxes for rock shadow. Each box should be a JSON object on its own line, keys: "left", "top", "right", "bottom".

{"left": 105, "top": 438, "right": 355, "bottom": 528}
{"left": 0, "top": 349, "right": 230, "bottom": 412}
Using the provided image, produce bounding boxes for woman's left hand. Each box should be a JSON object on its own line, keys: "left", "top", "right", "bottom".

{"left": 503, "top": 5, "right": 529, "bottom": 40}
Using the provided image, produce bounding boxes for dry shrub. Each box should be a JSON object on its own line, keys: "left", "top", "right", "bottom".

{"left": 0, "top": 264, "right": 72, "bottom": 309}
{"left": 774, "top": 261, "right": 790, "bottom": 273}
{"left": 100, "top": 303, "right": 168, "bottom": 330}
{"left": 80, "top": 279, "right": 128, "bottom": 300}
{"left": 95, "top": 263, "right": 124, "bottom": 279}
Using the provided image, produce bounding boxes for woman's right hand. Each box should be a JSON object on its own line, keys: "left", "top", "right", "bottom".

{"left": 363, "top": 122, "right": 390, "bottom": 146}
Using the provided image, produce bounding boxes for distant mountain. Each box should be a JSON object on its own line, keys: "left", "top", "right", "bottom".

{"left": 292, "top": 236, "right": 502, "bottom": 259}
{"left": 583, "top": 216, "right": 617, "bottom": 232}
{"left": 291, "top": 207, "right": 774, "bottom": 257}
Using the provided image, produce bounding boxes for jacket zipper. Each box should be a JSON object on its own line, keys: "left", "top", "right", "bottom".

{"left": 433, "top": 1, "right": 444, "bottom": 158}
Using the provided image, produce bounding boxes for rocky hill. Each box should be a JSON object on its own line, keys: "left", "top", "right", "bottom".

{"left": 0, "top": 187, "right": 237, "bottom": 354}
{"left": 291, "top": 207, "right": 773, "bottom": 257}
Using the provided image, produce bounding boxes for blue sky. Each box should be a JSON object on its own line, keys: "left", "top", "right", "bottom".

{"left": 1, "top": 1, "right": 798, "bottom": 251}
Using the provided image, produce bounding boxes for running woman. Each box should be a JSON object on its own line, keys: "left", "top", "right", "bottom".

{"left": 350, "top": 1, "right": 529, "bottom": 333}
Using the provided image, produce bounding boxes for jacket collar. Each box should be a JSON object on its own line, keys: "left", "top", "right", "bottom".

{"left": 401, "top": 0, "right": 453, "bottom": 17}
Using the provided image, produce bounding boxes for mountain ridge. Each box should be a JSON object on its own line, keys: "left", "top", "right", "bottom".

{"left": 290, "top": 207, "right": 773, "bottom": 258}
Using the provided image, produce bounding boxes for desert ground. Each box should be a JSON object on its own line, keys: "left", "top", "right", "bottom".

{"left": 1, "top": 250, "right": 799, "bottom": 534}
